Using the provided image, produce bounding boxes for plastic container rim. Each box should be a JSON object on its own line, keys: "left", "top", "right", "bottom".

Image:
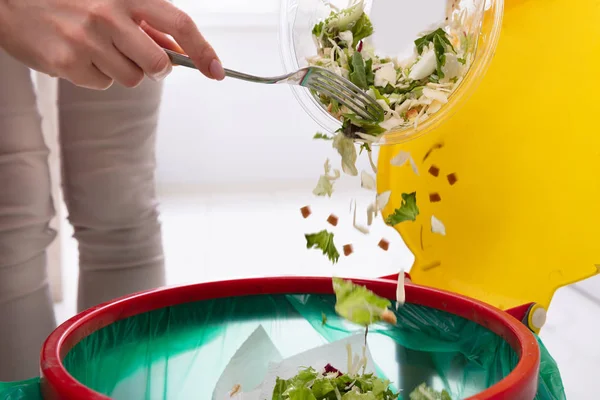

{"left": 40, "top": 276, "right": 540, "bottom": 400}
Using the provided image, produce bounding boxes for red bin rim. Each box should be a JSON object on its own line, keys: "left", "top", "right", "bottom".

{"left": 40, "top": 276, "right": 540, "bottom": 400}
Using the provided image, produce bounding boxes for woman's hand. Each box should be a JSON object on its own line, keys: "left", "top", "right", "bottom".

{"left": 0, "top": 0, "right": 225, "bottom": 89}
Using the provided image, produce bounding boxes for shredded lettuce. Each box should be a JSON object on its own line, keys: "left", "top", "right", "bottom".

{"left": 332, "top": 133, "right": 358, "bottom": 176}
{"left": 332, "top": 278, "right": 392, "bottom": 326}
{"left": 409, "top": 383, "right": 452, "bottom": 400}
{"left": 272, "top": 365, "right": 398, "bottom": 400}
{"left": 305, "top": 230, "right": 340, "bottom": 264}
{"left": 385, "top": 192, "right": 419, "bottom": 226}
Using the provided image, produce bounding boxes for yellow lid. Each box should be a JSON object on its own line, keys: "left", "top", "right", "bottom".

{"left": 378, "top": 0, "right": 600, "bottom": 312}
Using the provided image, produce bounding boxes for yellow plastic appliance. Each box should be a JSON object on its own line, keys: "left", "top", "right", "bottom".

{"left": 378, "top": 0, "right": 600, "bottom": 333}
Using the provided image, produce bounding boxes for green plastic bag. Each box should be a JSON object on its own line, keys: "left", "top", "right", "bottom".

{"left": 0, "top": 294, "right": 565, "bottom": 399}
{"left": 0, "top": 378, "right": 41, "bottom": 400}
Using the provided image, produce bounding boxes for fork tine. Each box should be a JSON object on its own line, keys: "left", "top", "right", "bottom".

{"left": 309, "top": 69, "right": 384, "bottom": 122}
{"left": 309, "top": 82, "right": 373, "bottom": 120}
{"left": 311, "top": 75, "right": 382, "bottom": 121}
{"left": 314, "top": 69, "right": 377, "bottom": 107}
{"left": 309, "top": 78, "right": 375, "bottom": 120}
{"left": 312, "top": 68, "right": 383, "bottom": 114}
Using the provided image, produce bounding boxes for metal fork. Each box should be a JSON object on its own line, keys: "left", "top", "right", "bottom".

{"left": 163, "top": 48, "right": 384, "bottom": 123}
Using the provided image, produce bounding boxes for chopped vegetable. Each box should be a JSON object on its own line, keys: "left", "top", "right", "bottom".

{"left": 396, "top": 272, "right": 406, "bottom": 308}
{"left": 429, "top": 193, "right": 442, "bottom": 203}
{"left": 313, "top": 159, "right": 340, "bottom": 197}
{"left": 447, "top": 173, "right": 458, "bottom": 185}
{"left": 376, "top": 191, "right": 392, "bottom": 211}
{"left": 409, "top": 383, "right": 452, "bottom": 400}
{"left": 332, "top": 133, "right": 358, "bottom": 176}
{"left": 378, "top": 239, "right": 390, "bottom": 252}
{"left": 313, "top": 132, "right": 333, "bottom": 140}
{"left": 352, "top": 200, "right": 370, "bottom": 235}
{"left": 305, "top": 230, "right": 340, "bottom": 264}
{"left": 327, "top": 214, "right": 339, "bottom": 227}
{"left": 332, "top": 278, "right": 397, "bottom": 326}
{"left": 361, "top": 170, "right": 377, "bottom": 191}
{"left": 428, "top": 165, "right": 440, "bottom": 177}
{"left": 385, "top": 192, "right": 420, "bottom": 226}
{"left": 431, "top": 215, "right": 447, "bottom": 236}
{"left": 300, "top": 206, "right": 312, "bottom": 219}
{"left": 391, "top": 150, "right": 419, "bottom": 175}
{"left": 343, "top": 244, "right": 354, "bottom": 257}
{"left": 272, "top": 363, "right": 399, "bottom": 400}
{"left": 309, "top": 5, "right": 470, "bottom": 142}
{"left": 321, "top": 312, "right": 328, "bottom": 325}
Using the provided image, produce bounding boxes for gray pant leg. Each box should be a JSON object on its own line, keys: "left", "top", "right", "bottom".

{"left": 0, "top": 50, "right": 57, "bottom": 381}
{"left": 58, "top": 79, "right": 165, "bottom": 312}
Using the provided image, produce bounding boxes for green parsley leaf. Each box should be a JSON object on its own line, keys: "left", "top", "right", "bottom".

{"left": 305, "top": 230, "right": 340, "bottom": 264}
{"left": 349, "top": 51, "right": 368, "bottom": 90}
{"left": 457, "top": 57, "right": 467, "bottom": 65}
{"left": 333, "top": 278, "right": 392, "bottom": 326}
{"left": 313, "top": 132, "right": 333, "bottom": 140}
{"left": 351, "top": 13, "right": 374, "bottom": 47}
{"left": 385, "top": 192, "right": 420, "bottom": 226}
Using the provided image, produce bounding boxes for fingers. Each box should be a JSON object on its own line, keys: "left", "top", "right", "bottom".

{"left": 68, "top": 63, "right": 114, "bottom": 90}
{"left": 139, "top": 21, "right": 183, "bottom": 53}
{"left": 92, "top": 44, "right": 145, "bottom": 87}
{"left": 129, "top": 0, "right": 225, "bottom": 80}
{"left": 112, "top": 21, "right": 173, "bottom": 81}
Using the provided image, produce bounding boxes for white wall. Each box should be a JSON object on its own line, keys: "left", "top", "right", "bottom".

{"left": 156, "top": 0, "right": 331, "bottom": 190}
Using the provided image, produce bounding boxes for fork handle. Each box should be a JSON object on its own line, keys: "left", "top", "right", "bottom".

{"left": 163, "top": 48, "right": 277, "bottom": 84}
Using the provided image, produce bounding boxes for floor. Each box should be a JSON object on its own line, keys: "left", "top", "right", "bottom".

{"left": 53, "top": 189, "right": 600, "bottom": 399}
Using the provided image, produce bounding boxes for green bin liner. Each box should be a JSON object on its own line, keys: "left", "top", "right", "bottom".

{"left": 0, "top": 294, "right": 565, "bottom": 399}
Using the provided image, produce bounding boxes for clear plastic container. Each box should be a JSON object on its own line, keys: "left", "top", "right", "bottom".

{"left": 279, "top": 0, "right": 504, "bottom": 145}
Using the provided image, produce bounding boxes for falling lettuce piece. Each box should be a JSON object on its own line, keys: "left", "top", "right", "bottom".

{"left": 376, "top": 191, "right": 392, "bottom": 211}
{"left": 306, "top": 230, "right": 340, "bottom": 264}
{"left": 333, "top": 133, "right": 358, "bottom": 176}
{"left": 396, "top": 271, "right": 406, "bottom": 308}
{"left": 361, "top": 170, "right": 377, "bottom": 191}
{"left": 385, "top": 192, "right": 419, "bottom": 226}
{"left": 314, "top": 132, "right": 333, "bottom": 140}
{"left": 409, "top": 383, "right": 452, "bottom": 400}
{"left": 431, "top": 215, "right": 447, "bottom": 236}
{"left": 332, "top": 278, "right": 394, "bottom": 326}
{"left": 313, "top": 159, "right": 340, "bottom": 197}
{"left": 313, "top": 175, "right": 334, "bottom": 197}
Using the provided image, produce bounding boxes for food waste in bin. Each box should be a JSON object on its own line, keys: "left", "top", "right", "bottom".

{"left": 215, "top": 278, "right": 448, "bottom": 400}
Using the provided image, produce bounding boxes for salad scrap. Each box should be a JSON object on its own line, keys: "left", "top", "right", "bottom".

{"left": 303, "top": 1, "right": 468, "bottom": 264}
{"left": 272, "top": 363, "right": 399, "bottom": 400}
{"left": 309, "top": 0, "right": 471, "bottom": 146}
{"left": 306, "top": 230, "right": 340, "bottom": 264}
{"left": 332, "top": 278, "right": 397, "bottom": 326}
{"left": 301, "top": 206, "right": 312, "bottom": 219}
{"left": 409, "top": 383, "right": 452, "bottom": 400}
{"left": 385, "top": 192, "right": 419, "bottom": 227}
